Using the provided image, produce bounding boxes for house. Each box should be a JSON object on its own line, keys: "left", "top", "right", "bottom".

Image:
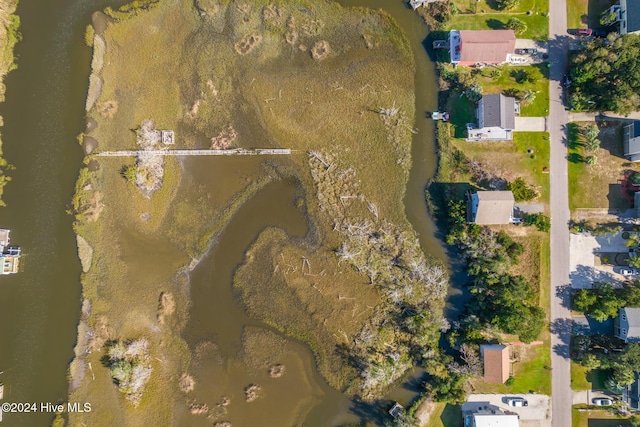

{"left": 449, "top": 30, "right": 516, "bottom": 66}
{"left": 604, "top": 0, "right": 640, "bottom": 35}
{"left": 468, "top": 94, "right": 519, "bottom": 141}
{"left": 624, "top": 120, "right": 640, "bottom": 161}
{"left": 615, "top": 307, "right": 640, "bottom": 342}
{"left": 468, "top": 191, "right": 516, "bottom": 225}
{"left": 480, "top": 344, "right": 511, "bottom": 384}
{"left": 471, "top": 414, "right": 520, "bottom": 427}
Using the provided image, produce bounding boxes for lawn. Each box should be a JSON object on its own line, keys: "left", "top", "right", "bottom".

{"left": 478, "top": 64, "right": 550, "bottom": 117}
{"left": 454, "top": 132, "right": 550, "bottom": 203}
{"left": 453, "top": 0, "right": 548, "bottom": 15}
{"left": 572, "top": 406, "right": 633, "bottom": 427}
{"left": 571, "top": 361, "right": 608, "bottom": 390}
{"left": 567, "top": 0, "right": 617, "bottom": 30}
{"left": 567, "top": 121, "right": 638, "bottom": 211}
{"left": 425, "top": 403, "right": 463, "bottom": 427}
{"left": 447, "top": 13, "right": 549, "bottom": 41}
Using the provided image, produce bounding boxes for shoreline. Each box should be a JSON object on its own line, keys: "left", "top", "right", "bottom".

{"left": 0, "top": 0, "right": 21, "bottom": 205}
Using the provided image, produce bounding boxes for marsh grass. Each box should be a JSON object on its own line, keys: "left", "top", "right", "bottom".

{"left": 70, "top": 0, "right": 427, "bottom": 422}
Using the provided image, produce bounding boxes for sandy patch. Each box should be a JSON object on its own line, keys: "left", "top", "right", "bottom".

{"left": 311, "top": 40, "right": 330, "bottom": 60}
{"left": 235, "top": 33, "right": 262, "bottom": 55}
{"left": 76, "top": 235, "right": 93, "bottom": 273}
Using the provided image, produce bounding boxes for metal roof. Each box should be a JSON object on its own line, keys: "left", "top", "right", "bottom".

{"left": 473, "top": 191, "right": 515, "bottom": 225}
{"left": 473, "top": 414, "right": 520, "bottom": 427}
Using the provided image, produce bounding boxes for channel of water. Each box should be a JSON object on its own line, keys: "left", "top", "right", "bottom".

{"left": 0, "top": 1, "right": 451, "bottom": 426}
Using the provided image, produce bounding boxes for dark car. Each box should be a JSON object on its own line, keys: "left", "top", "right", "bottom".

{"left": 515, "top": 48, "right": 537, "bottom": 55}
{"left": 593, "top": 29, "right": 609, "bottom": 37}
{"left": 577, "top": 28, "right": 593, "bottom": 36}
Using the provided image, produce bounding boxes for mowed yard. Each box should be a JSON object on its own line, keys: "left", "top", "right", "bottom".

{"left": 566, "top": 0, "right": 618, "bottom": 29}
{"left": 568, "top": 121, "right": 640, "bottom": 211}
{"left": 449, "top": 0, "right": 549, "bottom": 40}
{"left": 572, "top": 407, "right": 633, "bottom": 427}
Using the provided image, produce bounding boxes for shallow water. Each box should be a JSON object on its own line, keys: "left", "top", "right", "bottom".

{"left": 0, "top": 0, "right": 449, "bottom": 426}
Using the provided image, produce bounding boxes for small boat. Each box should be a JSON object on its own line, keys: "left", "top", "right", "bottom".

{"left": 430, "top": 111, "right": 450, "bottom": 121}
{"left": 0, "top": 229, "right": 20, "bottom": 275}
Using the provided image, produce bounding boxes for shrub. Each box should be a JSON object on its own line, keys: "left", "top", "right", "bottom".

{"left": 631, "top": 173, "right": 640, "bottom": 185}
{"left": 505, "top": 376, "right": 515, "bottom": 386}
{"left": 524, "top": 213, "right": 550, "bottom": 232}
{"left": 506, "top": 18, "right": 527, "bottom": 35}
{"left": 507, "top": 177, "right": 537, "bottom": 202}
{"left": 585, "top": 155, "right": 597, "bottom": 166}
{"left": 497, "top": 0, "right": 520, "bottom": 10}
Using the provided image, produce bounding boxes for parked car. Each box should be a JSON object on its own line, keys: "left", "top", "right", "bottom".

{"left": 507, "top": 398, "right": 528, "bottom": 407}
{"left": 515, "top": 48, "right": 537, "bottom": 55}
{"left": 592, "top": 398, "right": 614, "bottom": 406}
{"left": 593, "top": 29, "right": 609, "bottom": 37}
{"left": 620, "top": 268, "right": 638, "bottom": 276}
{"left": 577, "top": 28, "right": 593, "bottom": 36}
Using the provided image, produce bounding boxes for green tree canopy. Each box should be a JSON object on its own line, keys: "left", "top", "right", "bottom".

{"left": 506, "top": 18, "right": 527, "bottom": 35}
{"left": 570, "top": 34, "right": 640, "bottom": 114}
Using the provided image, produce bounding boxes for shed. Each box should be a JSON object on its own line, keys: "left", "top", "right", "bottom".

{"left": 480, "top": 344, "right": 510, "bottom": 384}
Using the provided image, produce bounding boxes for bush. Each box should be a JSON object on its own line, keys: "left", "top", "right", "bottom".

{"left": 631, "top": 173, "right": 640, "bottom": 185}
{"left": 507, "top": 177, "right": 537, "bottom": 202}
{"left": 497, "top": 0, "right": 520, "bottom": 10}
{"left": 505, "top": 376, "right": 515, "bottom": 386}
{"left": 524, "top": 213, "right": 550, "bottom": 232}
{"left": 506, "top": 18, "right": 527, "bottom": 35}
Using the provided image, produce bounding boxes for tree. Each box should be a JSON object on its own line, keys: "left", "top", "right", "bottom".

{"left": 581, "top": 353, "right": 601, "bottom": 370}
{"left": 600, "top": 10, "right": 618, "bottom": 27}
{"left": 574, "top": 289, "right": 597, "bottom": 312}
{"left": 569, "top": 34, "right": 640, "bottom": 114}
{"left": 519, "top": 89, "right": 537, "bottom": 107}
{"left": 384, "top": 410, "right": 416, "bottom": 427}
{"left": 630, "top": 254, "right": 640, "bottom": 269}
{"left": 524, "top": 213, "right": 551, "bottom": 232}
{"left": 506, "top": 18, "right": 527, "bottom": 35}
{"left": 585, "top": 155, "right": 597, "bottom": 165}
{"left": 507, "top": 177, "right": 537, "bottom": 201}
{"left": 497, "top": 0, "right": 520, "bottom": 10}
{"left": 582, "top": 124, "right": 600, "bottom": 151}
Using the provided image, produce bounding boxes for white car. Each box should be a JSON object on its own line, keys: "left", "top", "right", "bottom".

{"left": 620, "top": 268, "right": 638, "bottom": 276}
{"left": 507, "top": 397, "right": 528, "bottom": 407}
{"left": 592, "top": 398, "right": 614, "bottom": 406}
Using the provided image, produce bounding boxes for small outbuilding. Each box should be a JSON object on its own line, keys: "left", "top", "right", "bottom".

{"left": 480, "top": 344, "right": 510, "bottom": 384}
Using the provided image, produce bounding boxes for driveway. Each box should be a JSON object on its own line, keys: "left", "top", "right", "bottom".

{"left": 572, "top": 390, "right": 614, "bottom": 405}
{"left": 548, "top": 0, "right": 572, "bottom": 426}
{"left": 515, "top": 117, "right": 547, "bottom": 132}
{"left": 569, "top": 232, "right": 629, "bottom": 288}
{"left": 465, "top": 394, "right": 551, "bottom": 425}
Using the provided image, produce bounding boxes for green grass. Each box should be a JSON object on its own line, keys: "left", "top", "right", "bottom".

{"left": 567, "top": 0, "right": 617, "bottom": 29}
{"left": 571, "top": 361, "right": 608, "bottom": 391}
{"left": 572, "top": 406, "right": 633, "bottom": 427}
{"left": 454, "top": 0, "right": 547, "bottom": 14}
{"left": 447, "top": 91, "right": 475, "bottom": 138}
{"left": 478, "top": 64, "right": 550, "bottom": 117}
{"left": 426, "top": 403, "right": 463, "bottom": 427}
{"left": 567, "top": 121, "right": 636, "bottom": 211}
{"left": 447, "top": 13, "right": 548, "bottom": 41}
{"left": 513, "top": 132, "right": 550, "bottom": 201}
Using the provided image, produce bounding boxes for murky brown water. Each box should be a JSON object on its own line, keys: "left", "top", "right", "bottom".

{"left": 0, "top": 0, "right": 445, "bottom": 426}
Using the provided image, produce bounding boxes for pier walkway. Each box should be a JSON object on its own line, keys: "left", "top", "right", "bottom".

{"left": 96, "top": 148, "right": 292, "bottom": 157}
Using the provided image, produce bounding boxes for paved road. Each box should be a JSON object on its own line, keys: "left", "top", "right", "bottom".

{"left": 548, "top": 1, "right": 572, "bottom": 427}
{"left": 570, "top": 111, "right": 640, "bottom": 121}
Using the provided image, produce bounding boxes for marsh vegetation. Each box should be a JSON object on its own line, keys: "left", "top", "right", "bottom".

{"left": 68, "top": 0, "right": 446, "bottom": 424}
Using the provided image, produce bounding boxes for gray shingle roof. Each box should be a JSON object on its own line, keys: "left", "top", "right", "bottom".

{"left": 623, "top": 308, "right": 640, "bottom": 338}
{"left": 481, "top": 94, "right": 516, "bottom": 130}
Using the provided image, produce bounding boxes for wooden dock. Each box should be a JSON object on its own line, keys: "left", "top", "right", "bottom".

{"left": 96, "top": 148, "right": 292, "bottom": 157}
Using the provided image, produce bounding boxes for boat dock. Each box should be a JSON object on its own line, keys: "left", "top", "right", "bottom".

{"left": 0, "top": 229, "right": 21, "bottom": 274}
{"left": 96, "top": 148, "right": 292, "bottom": 157}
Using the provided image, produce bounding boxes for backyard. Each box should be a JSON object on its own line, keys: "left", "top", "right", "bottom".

{"left": 568, "top": 121, "right": 639, "bottom": 211}
{"left": 571, "top": 361, "right": 608, "bottom": 391}
{"left": 448, "top": 0, "right": 549, "bottom": 40}
{"left": 425, "top": 403, "right": 462, "bottom": 427}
